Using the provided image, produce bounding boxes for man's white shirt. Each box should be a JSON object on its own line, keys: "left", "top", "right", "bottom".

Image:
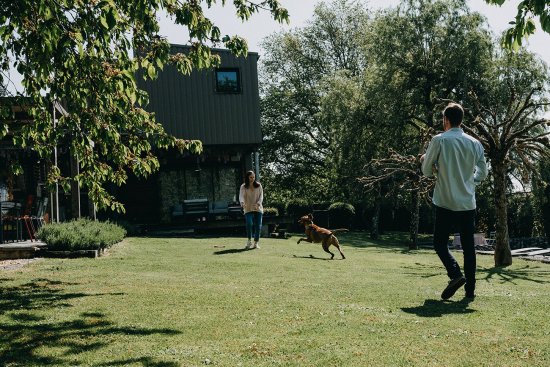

{"left": 422, "top": 128, "right": 488, "bottom": 211}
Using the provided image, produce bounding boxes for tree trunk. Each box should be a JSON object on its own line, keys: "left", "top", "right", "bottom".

{"left": 492, "top": 162, "right": 513, "bottom": 266}
{"left": 370, "top": 190, "right": 381, "bottom": 240}
{"left": 409, "top": 189, "right": 420, "bottom": 250}
{"left": 542, "top": 185, "right": 550, "bottom": 248}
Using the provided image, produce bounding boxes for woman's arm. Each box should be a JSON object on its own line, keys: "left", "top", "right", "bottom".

{"left": 239, "top": 184, "right": 245, "bottom": 207}
{"left": 257, "top": 184, "right": 264, "bottom": 205}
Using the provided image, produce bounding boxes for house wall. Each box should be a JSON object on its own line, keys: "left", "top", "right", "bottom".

{"left": 138, "top": 45, "right": 262, "bottom": 146}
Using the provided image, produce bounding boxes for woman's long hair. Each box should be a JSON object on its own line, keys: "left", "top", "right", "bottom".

{"left": 244, "top": 170, "right": 260, "bottom": 188}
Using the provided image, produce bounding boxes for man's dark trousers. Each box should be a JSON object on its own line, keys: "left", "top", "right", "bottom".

{"left": 433, "top": 205, "right": 476, "bottom": 295}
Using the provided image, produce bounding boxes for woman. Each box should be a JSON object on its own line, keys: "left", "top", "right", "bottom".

{"left": 239, "top": 170, "right": 263, "bottom": 249}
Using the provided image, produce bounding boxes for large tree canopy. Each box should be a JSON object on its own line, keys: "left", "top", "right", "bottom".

{"left": 260, "top": 0, "right": 369, "bottom": 203}
{"left": 0, "top": 0, "right": 288, "bottom": 211}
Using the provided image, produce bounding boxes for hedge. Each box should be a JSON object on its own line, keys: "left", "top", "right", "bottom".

{"left": 37, "top": 218, "right": 126, "bottom": 251}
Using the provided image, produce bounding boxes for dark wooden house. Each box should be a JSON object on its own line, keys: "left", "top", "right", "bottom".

{"left": 118, "top": 45, "right": 263, "bottom": 224}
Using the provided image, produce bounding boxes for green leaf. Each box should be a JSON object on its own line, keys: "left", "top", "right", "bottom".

{"left": 100, "top": 15, "right": 109, "bottom": 29}
{"left": 147, "top": 64, "right": 156, "bottom": 79}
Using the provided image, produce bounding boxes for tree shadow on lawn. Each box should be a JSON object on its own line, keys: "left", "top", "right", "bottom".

{"left": 478, "top": 264, "right": 550, "bottom": 285}
{"left": 0, "top": 278, "right": 181, "bottom": 366}
{"left": 401, "top": 298, "right": 476, "bottom": 318}
{"left": 401, "top": 263, "right": 550, "bottom": 284}
{"left": 335, "top": 231, "right": 428, "bottom": 255}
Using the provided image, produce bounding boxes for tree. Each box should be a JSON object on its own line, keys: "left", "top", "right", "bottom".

{"left": 485, "top": 0, "right": 550, "bottom": 48}
{"left": 358, "top": 0, "right": 494, "bottom": 247}
{"left": 359, "top": 147, "right": 436, "bottom": 247}
{"left": 463, "top": 48, "right": 550, "bottom": 266}
{"left": 0, "top": 0, "right": 288, "bottom": 211}
{"left": 532, "top": 161, "right": 550, "bottom": 246}
{"left": 260, "top": 0, "right": 369, "bottom": 204}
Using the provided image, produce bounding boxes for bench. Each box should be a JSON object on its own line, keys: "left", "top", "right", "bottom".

{"left": 172, "top": 199, "right": 210, "bottom": 221}
{"left": 209, "top": 201, "right": 229, "bottom": 215}
{"left": 183, "top": 199, "right": 209, "bottom": 219}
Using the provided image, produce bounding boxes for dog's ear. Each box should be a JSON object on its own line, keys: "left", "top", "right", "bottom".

{"left": 308, "top": 213, "right": 313, "bottom": 220}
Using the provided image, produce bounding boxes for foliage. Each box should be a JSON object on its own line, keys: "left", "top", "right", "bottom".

{"left": 37, "top": 218, "right": 126, "bottom": 250}
{"left": 262, "top": 207, "right": 279, "bottom": 217}
{"left": 328, "top": 201, "right": 355, "bottom": 228}
{"left": 0, "top": 0, "right": 288, "bottom": 211}
{"left": 532, "top": 160, "right": 550, "bottom": 244}
{"left": 507, "top": 193, "right": 536, "bottom": 237}
{"left": 285, "top": 198, "right": 311, "bottom": 220}
{"left": 460, "top": 47, "right": 550, "bottom": 266}
{"left": 485, "top": 0, "right": 550, "bottom": 49}
{"left": 328, "top": 201, "right": 355, "bottom": 215}
{"left": 357, "top": 0, "right": 494, "bottom": 246}
{"left": 260, "top": 0, "right": 370, "bottom": 204}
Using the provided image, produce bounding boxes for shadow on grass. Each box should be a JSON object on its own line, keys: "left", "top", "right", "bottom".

{"left": 401, "top": 299, "right": 476, "bottom": 318}
{"left": 401, "top": 262, "right": 550, "bottom": 284}
{"left": 0, "top": 278, "right": 181, "bottom": 366}
{"left": 292, "top": 254, "right": 331, "bottom": 261}
{"left": 100, "top": 357, "right": 180, "bottom": 366}
{"left": 331, "top": 231, "right": 431, "bottom": 255}
{"left": 400, "top": 263, "right": 442, "bottom": 278}
{"left": 478, "top": 264, "right": 550, "bottom": 285}
{"left": 213, "top": 247, "right": 251, "bottom": 255}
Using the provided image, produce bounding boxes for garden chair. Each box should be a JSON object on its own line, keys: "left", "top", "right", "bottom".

{"left": 19, "top": 197, "right": 49, "bottom": 241}
{"left": 1, "top": 201, "right": 23, "bottom": 243}
{"left": 32, "top": 197, "right": 49, "bottom": 231}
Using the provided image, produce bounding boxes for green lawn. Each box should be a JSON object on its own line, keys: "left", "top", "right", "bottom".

{"left": 1, "top": 232, "right": 549, "bottom": 367}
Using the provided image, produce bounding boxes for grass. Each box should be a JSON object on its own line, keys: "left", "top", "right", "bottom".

{"left": 1, "top": 232, "right": 549, "bottom": 366}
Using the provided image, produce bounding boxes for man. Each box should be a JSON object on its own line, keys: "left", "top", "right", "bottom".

{"left": 421, "top": 103, "right": 488, "bottom": 300}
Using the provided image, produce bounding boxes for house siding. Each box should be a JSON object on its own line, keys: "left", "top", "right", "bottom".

{"left": 138, "top": 45, "right": 262, "bottom": 146}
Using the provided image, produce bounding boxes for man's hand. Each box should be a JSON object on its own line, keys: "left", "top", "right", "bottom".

{"left": 420, "top": 154, "right": 426, "bottom": 163}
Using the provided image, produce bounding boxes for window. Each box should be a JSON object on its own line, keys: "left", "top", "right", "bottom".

{"left": 215, "top": 68, "right": 241, "bottom": 93}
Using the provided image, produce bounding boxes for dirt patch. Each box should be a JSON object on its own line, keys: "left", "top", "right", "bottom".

{"left": 0, "top": 258, "right": 41, "bottom": 271}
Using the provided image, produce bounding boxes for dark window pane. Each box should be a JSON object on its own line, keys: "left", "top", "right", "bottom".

{"left": 216, "top": 69, "right": 240, "bottom": 93}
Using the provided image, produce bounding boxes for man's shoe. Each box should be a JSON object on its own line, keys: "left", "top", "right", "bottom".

{"left": 441, "top": 276, "right": 466, "bottom": 300}
{"left": 245, "top": 240, "right": 252, "bottom": 249}
{"left": 252, "top": 241, "right": 260, "bottom": 249}
{"left": 465, "top": 292, "right": 475, "bottom": 300}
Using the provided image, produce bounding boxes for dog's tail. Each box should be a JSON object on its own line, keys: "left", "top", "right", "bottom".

{"left": 330, "top": 228, "right": 349, "bottom": 234}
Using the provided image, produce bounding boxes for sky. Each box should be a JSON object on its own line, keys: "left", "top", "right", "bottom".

{"left": 4, "top": 1, "right": 550, "bottom": 94}
{"left": 158, "top": 0, "right": 550, "bottom": 67}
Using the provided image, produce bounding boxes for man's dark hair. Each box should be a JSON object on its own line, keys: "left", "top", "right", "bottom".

{"left": 443, "top": 103, "right": 464, "bottom": 127}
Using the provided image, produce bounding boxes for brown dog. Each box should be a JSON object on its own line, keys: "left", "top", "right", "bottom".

{"left": 297, "top": 213, "right": 347, "bottom": 259}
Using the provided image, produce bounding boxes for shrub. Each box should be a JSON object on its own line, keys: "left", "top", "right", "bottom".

{"left": 285, "top": 199, "right": 311, "bottom": 218}
{"left": 263, "top": 207, "right": 279, "bottom": 217}
{"left": 37, "top": 218, "right": 126, "bottom": 251}
{"left": 266, "top": 201, "right": 286, "bottom": 216}
{"left": 286, "top": 199, "right": 312, "bottom": 231}
{"left": 328, "top": 202, "right": 355, "bottom": 229}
